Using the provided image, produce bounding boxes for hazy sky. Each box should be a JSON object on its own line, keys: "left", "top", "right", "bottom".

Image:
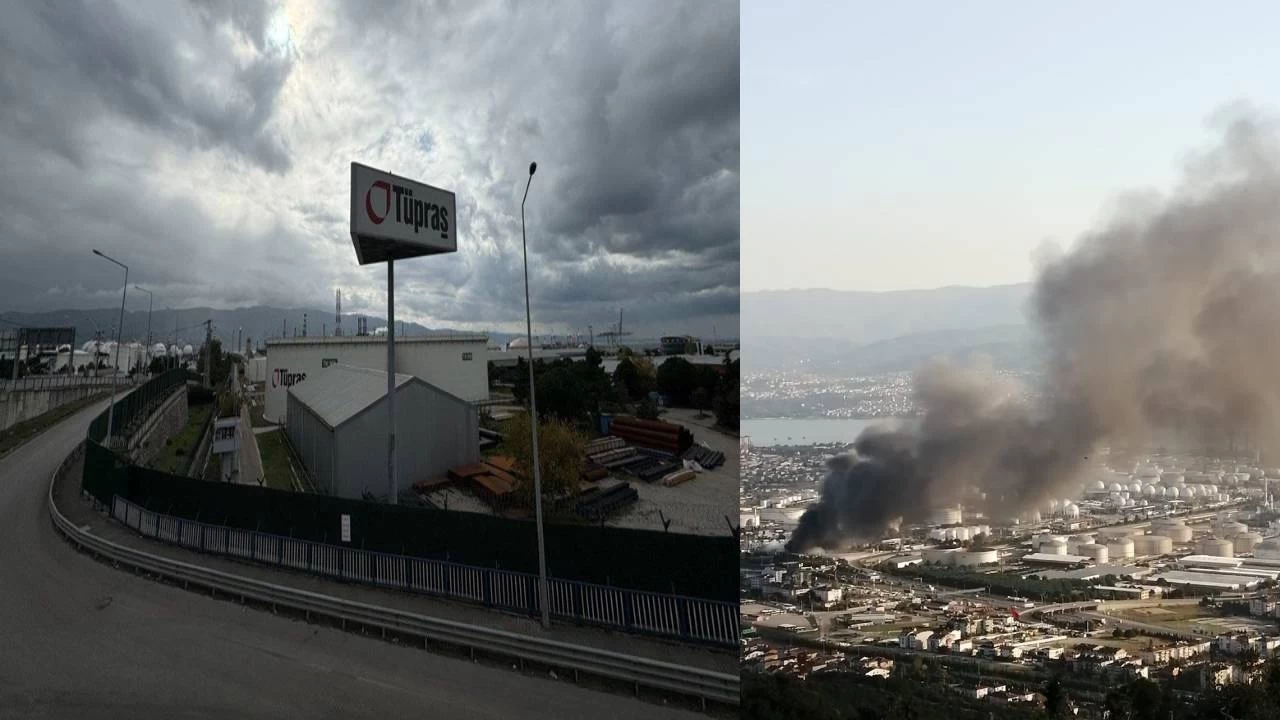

{"left": 0, "top": 0, "right": 739, "bottom": 338}
{"left": 743, "top": 1, "right": 1280, "bottom": 293}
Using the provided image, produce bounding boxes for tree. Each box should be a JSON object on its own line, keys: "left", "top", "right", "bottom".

{"left": 1043, "top": 677, "right": 1068, "bottom": 719}
{"left": 535, "top": 364, "right": 587, "bottom": 421}
{"left": 692, "top": 386, "right": 710, "bottom": 417}
{"left": 714, "top": 357, "right": 740, "bottom": 430}
{"left": 613, "top": 357, "right": 644, "bottom": 400}
{"left": 503, "top": 412, "right": 585, "bottom": 504}
{"left": 656, "top": 356, "right": 699, "bottom": 405}
{"left": 584, "top": 345, "right": 603, "bottom": 368}
{"left": 636, "top": 399, "right": 660, "bottom": 420}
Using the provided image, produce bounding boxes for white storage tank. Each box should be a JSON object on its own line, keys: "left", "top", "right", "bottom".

{"left": 1256, "top": 539, "right": 1280, "bottom": 560}
{"left": 1078, "top": 544, "right": 1109, "bottom": 564}
{"left": 1107, "top": 537, "right": 1135, "bottom": 559}
{"left": 1142, "top": 485, "right": 1157, "bottom": 497}
{"left": 1196, "top": 537, "right": 1234, "bottom": 558}
{"left": 1063, "top": 503, "right": 1080, "bottom": 519}
{"left": 931, "top": 507, "right": 962, "bottom": 526}
{"left": 1234, "top": 532, "right": 1264, "bottom": 555}
{"left": 1217, "top": 521, "right": 1249, "bottom": 538}
{"left": 954, "top": 549, "right": 999, "bottom": 566}
{"left": 1167, "top": 486, "right": 1181, "bottom": 499}
{"left": 923, "top": 548, "right": 957, "bottom": 565}
{"left": 954, "top": 527, "right": 971, "bottom": 541}
{"left": 1135, "top": 535, "right": 1174, "bottom": 556}
{"left": 1100, "top": 526, "right": 1139, "bottom": 539}
{"left": 1165, "top": 525, "right": 1193, "bottom": 543}
{"left": 1042, "top": 540, "right": 1069, "bottom": 556}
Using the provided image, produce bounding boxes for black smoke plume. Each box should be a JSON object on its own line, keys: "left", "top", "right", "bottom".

{"left": 788, "top": 111, "right": 1280, "bottom": 552}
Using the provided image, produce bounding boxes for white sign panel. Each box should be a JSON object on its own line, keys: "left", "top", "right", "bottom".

{"left": 350, "top": 162, "right": 457, "bottom": 265}
{"left": 211, "top": 417, "right": 240, "bottom": 455}
{"left": 340, "top": 514, "right": 351, "bottom": 543}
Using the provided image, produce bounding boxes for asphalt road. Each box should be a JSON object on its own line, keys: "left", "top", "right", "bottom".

{"left": 0, "top": 400, "right": 706, "bottom": 719}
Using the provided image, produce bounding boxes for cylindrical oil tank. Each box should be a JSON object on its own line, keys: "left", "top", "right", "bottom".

{"left": 1078, "top": 544, "right": 1109, "bottom": 564}
{"left": 955, "top": 549, "right": 999, "bottom": 566}
{"left": 954, "top": 527, "right": 971, "bottom": 541}
{"left": 1072, "top": 532, "right": 1097, "bottom": 545}
{"left": 1101, "top": 526, "right": 1139, "bottom": 539}
{"left": 1135, "top": 535, "right": 1174, "bottom": 556}
{"left": 1042, "top": 540, "right": 1069, "bottom": 555}
{"left": 1196, "top": 537, "right": 1234, "bottom": 557}
{"left": 1217, "top": 521, "right": 1249, "bottom": 538}
{"left": 1256, "top": 539, "right": 1280, "bottom": 560}
{"left": 931, "top": 507, "right": 962, "bottom": 525}
{"left": 1235, "top": 533, "right": 1264, "bottom": 555}
{"left": 1165, "top": 525, "right": 1193, "bottom": 543}
{"left": 923, "top": 548, "right": 956, "bottom": 565}
{"left": 1107, "top": 537, "right": 1135, "bottom": 559}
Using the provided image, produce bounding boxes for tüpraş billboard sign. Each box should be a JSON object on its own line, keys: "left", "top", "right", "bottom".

{"left": 350, "top": 162, "right": 457, "bottom": 265}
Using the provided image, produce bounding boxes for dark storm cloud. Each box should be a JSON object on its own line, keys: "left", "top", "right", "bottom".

{"left": 0, "top": 0, "right": 738, "bottom": 338}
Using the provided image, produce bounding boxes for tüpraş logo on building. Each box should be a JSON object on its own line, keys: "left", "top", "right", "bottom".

{"left": 364, "top": 179, "right": 450, "bottom": 239}
{"left": 272, "top": 368, "right": 306, "bottom": 389}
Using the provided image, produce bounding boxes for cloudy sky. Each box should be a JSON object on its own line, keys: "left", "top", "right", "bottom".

{"left": 744, "top": 1, "right": 1280, "bottom": 293}
{"left": 0, "top": 0, "right": 739, "bottom": 338}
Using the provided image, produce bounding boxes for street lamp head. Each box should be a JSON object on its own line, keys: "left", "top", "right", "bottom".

{"left": 529, "top": 162, "right": 537, "bottom": 176}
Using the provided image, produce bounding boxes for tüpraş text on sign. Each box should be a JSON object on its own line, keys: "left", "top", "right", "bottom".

{"left": 350, "top": 162, "right": 457, "bottom": 265}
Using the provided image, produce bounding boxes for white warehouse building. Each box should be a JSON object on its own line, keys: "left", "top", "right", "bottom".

{"left": 264, "top": 335, "right": 489, "bottom": 424}
{"left": 285, "top": 364, "right": 480, "bottom": 501}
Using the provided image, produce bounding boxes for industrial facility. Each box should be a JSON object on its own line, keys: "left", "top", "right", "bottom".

{"left": 263, "top": 335, "right": 488, "bottom": 423}
{"left": 284, "top": 364, "right": 479, "bottom": 500}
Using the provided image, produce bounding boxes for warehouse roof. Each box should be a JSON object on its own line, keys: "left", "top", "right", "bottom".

{"left": 1150, "top": 570, "right": 1260, "bottom": 590}
{"left": 267, "top": 334, "right": 487, "bottom": 348}
{"left": 287, "top": 364, "right": 418, "bottom": 429}
{"left": 1178, "top": 555, "right": 1244, "bottom": 568}
{"left": 1035, "top": 564, "right": 1152, "bottom": 581}
{"left": 1021, "top": 553, "right": 1090, "bottom": 565}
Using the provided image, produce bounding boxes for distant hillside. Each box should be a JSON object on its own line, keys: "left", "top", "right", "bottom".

{"left": 0, "top": 306, "right": 520, "bottom": 351}
{"left": 743, "top": 283, "right": 1032, "bottom": 342}
{"left": 743, "top": 284, "right": 1039, "bottom": 373}
{"left": 807, "top": 324, "right": 1041, "bottom": 376}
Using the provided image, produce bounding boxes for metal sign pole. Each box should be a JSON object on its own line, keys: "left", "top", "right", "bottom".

{"left": 387, "top": 259, "right": 397, "bottom": 505}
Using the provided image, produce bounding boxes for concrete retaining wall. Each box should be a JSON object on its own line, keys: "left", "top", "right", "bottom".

{"left": 1, "top": 385, "right": 106, "bottom": 433}
{"left": 128, "top": 388, "right": 189, "bottom": 467}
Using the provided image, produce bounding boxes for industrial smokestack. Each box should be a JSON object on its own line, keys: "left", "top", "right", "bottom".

{"left": 789, "top": 111, "right": 1280, "bottom": 552}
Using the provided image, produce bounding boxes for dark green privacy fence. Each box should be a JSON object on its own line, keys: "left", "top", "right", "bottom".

{"left": 86, "top": 369, "right": 190, "bottom": 446}
{"left": 81, "top": 371, "right": 736, "bottom": 602}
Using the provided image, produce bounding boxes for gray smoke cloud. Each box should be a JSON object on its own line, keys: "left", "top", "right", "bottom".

{"left": 789, "top": 110, "right": 1280, "bottom": 552}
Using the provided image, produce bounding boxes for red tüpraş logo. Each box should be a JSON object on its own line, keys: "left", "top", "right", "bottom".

{"left": 365, "top": 180, "right": 391, "bottom": 224}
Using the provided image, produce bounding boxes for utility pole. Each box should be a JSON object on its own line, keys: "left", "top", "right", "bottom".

{"left": 203, "top": 320, "right": 212, "bottom": 387}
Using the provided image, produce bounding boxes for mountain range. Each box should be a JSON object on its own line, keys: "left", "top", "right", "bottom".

{"left": 0, "top": 306, "right": 523, "bottom": 351}
{"left": 742, "top": 283, "right": 1042, "bottom": 374}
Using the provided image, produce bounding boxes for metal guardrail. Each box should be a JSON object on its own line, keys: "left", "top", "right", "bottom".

{"left": 49, "top": 445, "right": 738, "bottom": 709}
{"left": 106, "top": 495, "right": 737, "bottom": 649}
{"left": 0, "top": 375, "right": 124, "bottom": 392}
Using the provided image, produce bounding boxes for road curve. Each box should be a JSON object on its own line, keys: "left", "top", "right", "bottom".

{"left": 0, "top": 400, "right": 704, "bottom": 719}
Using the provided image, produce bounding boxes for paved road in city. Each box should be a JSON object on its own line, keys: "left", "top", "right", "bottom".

{"left": 0, "top": 400, "right": 705, "bottom": 719}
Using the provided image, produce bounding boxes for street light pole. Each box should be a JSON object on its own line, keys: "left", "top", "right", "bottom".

{"left": 521, "top": 161, "right": 551, "bottom": 629}
{"left": 135, "top": 285, "right": 153, "bottom": 375}
{"left": 93, "top": 249, "right": 127, "bottom": 447}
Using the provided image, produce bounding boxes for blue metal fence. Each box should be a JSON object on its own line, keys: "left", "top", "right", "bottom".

{"left": 111, "top": 495, "right": 736, "bottom": 647}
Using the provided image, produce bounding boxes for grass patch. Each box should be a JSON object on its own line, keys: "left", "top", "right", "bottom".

{"left": 151, "top": 402, "right": 213, "bottom": 475}
{"left": 0, "top": 391, "right": 110, "bottom": 458}
{"left": 257, "top": 428, "right": 297, "bottom": 491}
